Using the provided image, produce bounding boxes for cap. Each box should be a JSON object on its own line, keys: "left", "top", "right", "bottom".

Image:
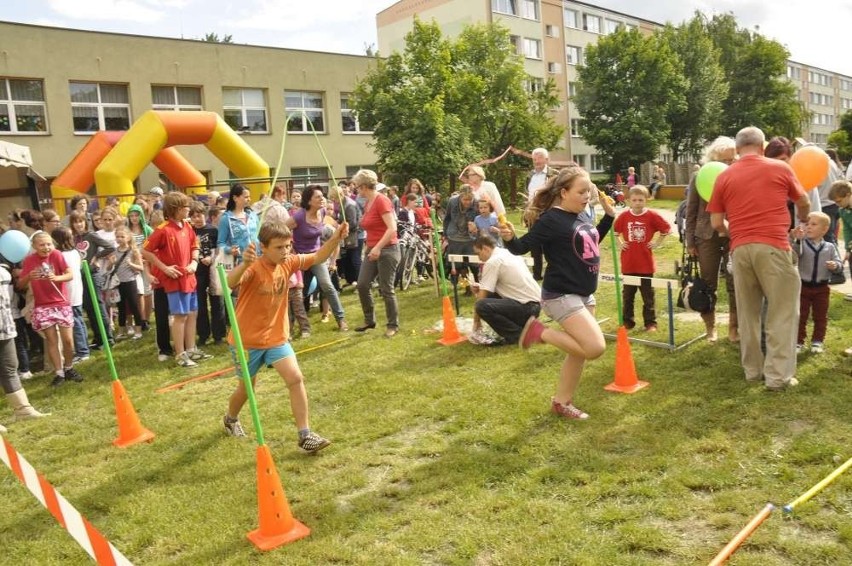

{"left": 376, "top": 182, "right": 387, "bottom": 192}
{"left": 149, "top": 186, "right": 164, "bottom": 196}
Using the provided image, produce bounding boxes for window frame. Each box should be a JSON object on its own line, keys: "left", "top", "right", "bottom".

{"left": 584, "top": 14, "right": 601, "bottom": 34}
{"left": 285, "top": 90, "right": 326, "bottom": 134}
{"left": 566, "top": 45, "right": 581, "bottom": 66}
{"left": 492, "top": 0, "right": 517, "bottom": 17}
{"left": 340, "top": 93, "right": 371, "bottom": 134}
{"left": 151, "top": 85, "right": 203, "bottom": 111}
{"left": 69, "top": 81, "right": 131, "bottom": 134}
{"left": 523, "top": 38, "right": 542, "bottom": 60}
{"left": 222, "top": 87, "right": 268, "bottom": 134}
{"left": 564, "top": 8, "right": 578, "bottom": 29}
{"left": 520, "top": 0, "right": 538, "bottom": 21}
{"left": 0, "top": 77, "right": 49, "bottom": 135}
{"left": 570, "top": 118, "right": 582, "bottom": 137}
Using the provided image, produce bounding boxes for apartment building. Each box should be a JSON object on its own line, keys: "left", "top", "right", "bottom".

{"left": 0, "top": 21, "right": 377, "bottom": 212}
{"left": 378, "top": 0, "right": 852, "bottom": 171}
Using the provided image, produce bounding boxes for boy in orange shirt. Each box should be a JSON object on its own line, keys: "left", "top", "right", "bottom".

{"left": 223, "top": 220, "right": 348, "bottom": 452}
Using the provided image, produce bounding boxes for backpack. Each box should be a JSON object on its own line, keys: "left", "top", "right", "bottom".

{"left": 677, "top": 255, "right": 715, "bottom": 314}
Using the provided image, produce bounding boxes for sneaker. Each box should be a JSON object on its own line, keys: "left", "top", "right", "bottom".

{"left": 844, "top": 347, "right": 852, "bottom": 357}
{"left": 188, "top": 348, "right": 213, "bottom": 361}
{"left": 64, "top": 367, "right": 84, "bottom": 383}
{"left": 300, "top": 331, "right": 311, "bottom": 339}
{"left": 158, "top": 353, "right": 170, "bottom": 362}
{"left": 337, "top": 319, "right": 349, "bottom": 332}
{"left": 298, "top": 431, "right": 331, "bottom": 453}
{"left": 321, "top": 314, "right": 330, "bottom": 323}
{"left": 810, "top": 342, "right": 824, "bottom": 354}
{"left": 844, "top": 293, "right": 852, "bottom": 302}
{"left": 130, "top": 333, "right": 143, "bottom": 341}
{"left": 176, "top": 352, "right": 198, "bottom": 368}
{"left": 766, "top": 377, "right": 799, "bottom": 392}
{"left": 519, "top": 317, "right": 546, "bottom": 350}
{"left": 72, "top": 355, "right": 90, "bottom": 364}
{"left": 645, "top": 324, "right": 658, "bottom": 332}
{"left": 114, "top": 332, "right": 127, "bottom": 340}
{"left": 796, "top": 343, "right": 805, "bottom": 355}
{"left": 50, "top": 374, "right": 65, "bottom": 387}
{"left": 223, "top": 415, "right": 247, "bottom": 438}
{"left": 17, "top": 371, "right": 33, "bottom": 381}
{"left": 551, "top": 398, "right": 589, "bottom": 420}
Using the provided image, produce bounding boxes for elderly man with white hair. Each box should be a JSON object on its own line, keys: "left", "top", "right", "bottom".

{"left": 524, "top": 147, "right": 558, "bottom": 280}
{"left": 707, "top": 126, "right": 810, "bottom": 391}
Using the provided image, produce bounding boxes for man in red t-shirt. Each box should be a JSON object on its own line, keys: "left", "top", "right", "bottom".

{"left": 707, "top": 126, "right": 809, "bottom": 391}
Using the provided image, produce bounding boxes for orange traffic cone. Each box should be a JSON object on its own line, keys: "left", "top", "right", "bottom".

{"left": 111, "top": 380, "right": 155, "bottom": 447}
{"left": 604, "top": 326, "right": 649, "bottom": 394}
{"left": 437, "top": 296, "right": 467, "bottom": 346}
{"left": 247, "top": 444, "right": 310, "bottom": 550}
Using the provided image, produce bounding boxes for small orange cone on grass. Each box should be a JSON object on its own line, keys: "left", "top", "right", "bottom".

{"left": 604, "top": 327, "right": 649, "bottom": 394}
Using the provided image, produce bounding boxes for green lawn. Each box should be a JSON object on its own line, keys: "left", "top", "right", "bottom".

{"left": 1, "top": 204, "right": 850, "bottom": 565}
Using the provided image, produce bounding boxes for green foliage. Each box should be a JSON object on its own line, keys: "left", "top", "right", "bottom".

{"left": 575, "top": 28, "right": 686, "bottom": 173}
{"left": 353, "top": 18, "right": 563, "bottom": 189}
{"left": 704, "top": 13, "right": 804, "bottom": 138}
{"left": 659, "top": 16, "right": 727, "bottom": 162}
{"left": 201, "top": 32, "right": 233, "bottom": 43}
{"left": 827, "top": 130, "right": 851, "bottom": 162}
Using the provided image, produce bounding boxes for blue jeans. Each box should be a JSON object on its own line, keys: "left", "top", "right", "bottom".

{"left": 72, "top": 305, "right": 90, "bottom": 357}
{"left": 310, "top": 262, "right": 345, "bottom": 321}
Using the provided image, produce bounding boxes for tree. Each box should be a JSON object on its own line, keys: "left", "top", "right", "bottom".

{"left": 352, "top": 18, "right": 562, "bottom": 188}
{"left": 201, "top": 32, "right": 233, "bottom": 43}
{"left": 574, "top": 27, "right": 686, "bottom": 173}
{"left": 659, "top": 16, "right": 727, "bottom": 162}
{"left": 704, "top": 13, "right": 804, "bottom": 139}
{"left": 827, "top": 130, "right": 851, "bottom": 162}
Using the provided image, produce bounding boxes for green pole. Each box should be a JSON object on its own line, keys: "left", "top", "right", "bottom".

{"left": 217, "top": 264, "right": 266, "bottom": 447}
{"left": 80, "top": 261, "right": 119, "bottom": 381}
{"left": 608, "top": 228, "right": 624, "bottom": 326}
{"left": 430, "top": 208, "right": 449, "bottom": 297}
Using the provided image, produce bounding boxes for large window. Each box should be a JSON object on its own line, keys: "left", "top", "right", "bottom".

{"left": 152, "top": 85, "right": 202, "bottom": 111}
{"left": 520, "top": 0, "right": 538, "bottom": 20}
{"left": 590, "top": 154, "right": 604, "bottom": 172}
{"left": 570, "top": 118, "right": 582, "bottom": 137}
{"left": 605, "top": 19, "right": 620, "bottom": 34}
{"left": 0, "top": 78, "right": 47, "bottom": 134}
{"left": 566, "top": 45, "right": 582, "bottom": 66}
{"left": 584, "top": 14, "right": 601, "bottom": 33}
{"left": 492, "top": 0, "right": 517, "bottom": 16}
{"left": 523, "top": 38, "right": 541, "bottom": 60}
{"left": 340, "top": 93, "right": 370, "bottom": 133}
{"left": 223, "top": 88, "right": 268, "bottom": 133}
{"left": 564, "top": 9, "right": 578, "bottom": 28}
{"left": 291, "top": 166, "right": 330, "bottom": 188}
{"left": 70, "top": 82, "right": 130, "bottom": 133}
{"left": 285, "top": 91, "right": 325, "bottom": 133}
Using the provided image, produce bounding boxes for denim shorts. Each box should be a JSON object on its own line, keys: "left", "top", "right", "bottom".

{"left": 542, "top": 293, "right": 595, "bottom": 323}
{"left": 230, "top": 342, "right": 295, "bottom": 379}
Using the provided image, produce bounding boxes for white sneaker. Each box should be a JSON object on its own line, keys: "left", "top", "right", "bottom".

{"left": 844, "top": 293, "right": 852, "bottom": 302}
{"left": 796, "top": 344, "right": 805, "bottom": 355}
{"left": 176, "top": 352, "right": 197, "bottom": 368}
{"left": 157, "top": 353, "right": 170, "bottom": 362}
{"left": 17, "top": 371, "right": 33, "bottom": 380}
{"left": 810, "top": 342, "right": 824, "bottom": 354}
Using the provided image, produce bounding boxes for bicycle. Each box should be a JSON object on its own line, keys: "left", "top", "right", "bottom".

{"left": 396, "top": 221, "right": 434, "bottom": 290}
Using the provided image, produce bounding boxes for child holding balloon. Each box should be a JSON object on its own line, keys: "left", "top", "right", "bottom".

{"left": 17, "top": 232, "right": 83, "bottom": 387}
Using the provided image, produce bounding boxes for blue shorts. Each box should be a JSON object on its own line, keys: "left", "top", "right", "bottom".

{"left": 230, "top": 343, "right": 295, "bottom": 378}
{"left": 167, "top": 291, "right": 198, "bottom": 315}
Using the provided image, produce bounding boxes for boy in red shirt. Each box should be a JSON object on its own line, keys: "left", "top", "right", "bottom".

{"left": 614, "top": 185, "right": 671, "bottom": 331}
{"left": 222, "top": 220, "right": 348, "bottom": 452}
{"left": 142, "top": 192, "right": 211, "bottom": 368}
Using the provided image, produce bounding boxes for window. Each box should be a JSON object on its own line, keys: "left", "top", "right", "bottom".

{"left": 590, "top": 154, "right": 604, "bottom": 172}
{"left": 570, "top": 118, "right": 582, "bottom": 137}
{"left": 574, "top": 154, "right": 586, "bottom": 168}
{"left": 520, "top": 0, "right": 538, "bottom": 20}
{"left": 291, "top": 166, "right": 330, "bottom": 189}
{"left": 584, "top": 14, "right": 601, "bottom": 33}
{"left": 605, "top": 19, "right": 620, "bottom": 34}
{"left": 524, "top": 78, "right": 544, "bottom": 93}
{"left": 346, "top": 165, "right": 376, "bottom": 178}
{"left": 547, "top": 62, "right": 562, "bottom": 74}
{"left": 566, "top": 45, "right": 581, "bottom": 66}
{"left": 509, "top": 35, "right": 522, "bottom": 55}
{"left": 545, "top": 24, "right": 559, "bottom": 38}
{"left": 285, "top": 91, "right": 325, "bottom": 133}
{"left": 492, "top": 0, "right": 516, "bottom": 16}
{"left": 568, "top": 82, "right": 577, "bottom": 97}
{"left": 340, "top": 93, "right": 371, "bottom": 133}
{"left": 223, "top": 88, "right": 268, "bottom": 133}
{"left": 69, "top": 82, "right": 130, "bottom": 133}
{"left": 564, "top": 9, "right": 578, "bottom": 28}
{"left": 624, "top": 24, "right": 637, "bottom": 32}
{"left": 0, "top": 78, "right": 48, "bottom": 134}
{"left": 523, "top": 38, "right": 541, "bottom": 60}
{"left": 151, "top": 85, "right": 202, "bottom": 111}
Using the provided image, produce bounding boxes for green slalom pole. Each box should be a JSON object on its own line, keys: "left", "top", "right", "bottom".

{"left": 218, "top": 264, "right": 266, "bottom": 447}
{"left": 81, "top": 261, "right": 119, "bottom": 381}
{"left": 608, "top": 228, "right": 624, "bottom": 327}
{"left": 430, "top": 208, "right": 450, "bottom": 297}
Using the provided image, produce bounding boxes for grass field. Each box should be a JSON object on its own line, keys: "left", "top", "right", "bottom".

{"left": 1, "top": 203, "right": 850, "bottom": 565}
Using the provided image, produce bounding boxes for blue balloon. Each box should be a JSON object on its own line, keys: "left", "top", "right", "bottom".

{"left": 0, "top": 230, "right": 31, "bottom": 263}
{"left": 307, "top": 275, "right": 318, "bottom": 296}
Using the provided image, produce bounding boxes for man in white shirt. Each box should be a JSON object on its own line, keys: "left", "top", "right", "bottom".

{"left": 471, "top": 235, "right": 541, "bottom": 345}
{"left": 524, "top": 147, "right": 557, "bottom": 280}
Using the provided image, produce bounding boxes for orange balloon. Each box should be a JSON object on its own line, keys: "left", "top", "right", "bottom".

{"left": 789, "top": 146, "right": 829, "bottom": 190}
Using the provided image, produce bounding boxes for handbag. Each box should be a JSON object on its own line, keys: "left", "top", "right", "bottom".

{"left": 829, "top": 264, "right": 846, "bottom": 285}
{"left": 677, "top": 255, "right": 715, "bottom": 314}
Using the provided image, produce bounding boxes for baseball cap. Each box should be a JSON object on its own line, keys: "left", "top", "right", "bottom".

{"left": 149, "top": 186, "right": 164, "bottom": 196}
{"left": 376, "top": 183, "right": 387, "bottom": 192}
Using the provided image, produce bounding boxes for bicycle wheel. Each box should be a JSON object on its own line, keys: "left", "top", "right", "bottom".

{"left": 400, "top": 245, "right": 417, "bottom": 290}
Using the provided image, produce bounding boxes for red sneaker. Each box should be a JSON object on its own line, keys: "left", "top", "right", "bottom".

{"left": 519, "top": 317, "right": 546, "bottom": 350}
{"left": 551, "top": 398, "right": 589, "bottom": 420}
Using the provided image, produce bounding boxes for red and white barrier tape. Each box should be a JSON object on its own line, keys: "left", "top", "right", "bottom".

{"left": 0, "top": 436, "right": 133, "bottom": 565}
